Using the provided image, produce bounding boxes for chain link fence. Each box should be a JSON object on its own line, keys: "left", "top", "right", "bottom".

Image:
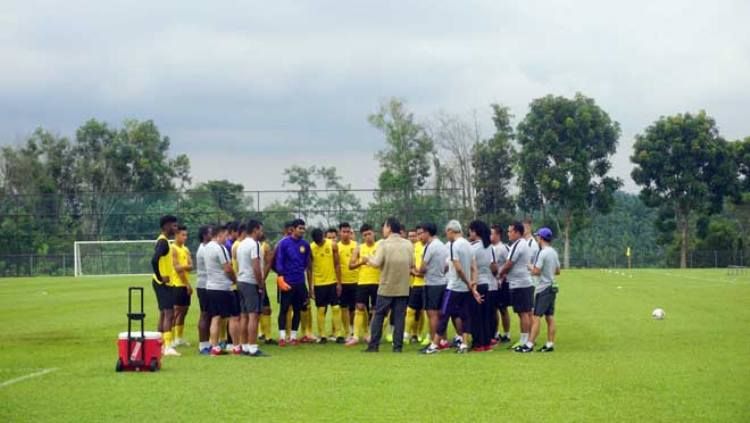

{"left": 0, "top": 188, "right": 469, "bottom": 277}
{"left": 1, "top": 250, "right": 748, "bottom": 278}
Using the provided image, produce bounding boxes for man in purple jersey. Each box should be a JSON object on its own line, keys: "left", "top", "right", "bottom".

{"left": 274, "top": 219, "right": 311, "bottom": 346}
{"left": 224, "top": 221, "right": 240, "bottom": 251}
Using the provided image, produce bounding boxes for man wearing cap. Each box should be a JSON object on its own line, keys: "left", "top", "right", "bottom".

{"left": 519, "top": 227, "right": 561, "bottom": 353}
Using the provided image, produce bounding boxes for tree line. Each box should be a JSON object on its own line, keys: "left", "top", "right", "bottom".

{"left": 1, "top": 93, "right": 748, "bottom": 273}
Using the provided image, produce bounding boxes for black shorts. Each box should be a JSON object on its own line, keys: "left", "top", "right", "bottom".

{"left": 173, "top": 286, "right": 191, "bottom": 307}
{"left": 423, "top": 285, "right": 446, "bottom": 310}
{"left": 206, "top": 289, "right": 240, "bottom": 318}
{"left": 533, "top": 289, "right": 556, "bottom": 316}
{"left": 152, "top": 280, "right": 175, "bottom": 311}
{"left": 497, "top": 281, "right": 511, "bottom": 309}
{"left": 441, "top": 289, "right": 470, "bottom": 320}
{"left": 340, "top": 284, "right": 357, "bottom": 310}
{"left": 511, "top": 286, "right": 534, "bottom": 313}
{"left": 314, "top": 284, "right": 338, "bottom": 308}
{"left": 197, "top": 287, "right": 208, "bottom": 312}
{"left": 408, "top": 286, "right": 424, "bottom": 310}
{"left": 355, "top": 284, "right": 378, "bottom": 309}
{"left": 280, "top": 283, "right": 308, "bottom": 311}
{"left": 487, "top": 288, "right": 498, "bottom": 311}
{"left": 238, "top": 283, "right": 262, "bottom": 314}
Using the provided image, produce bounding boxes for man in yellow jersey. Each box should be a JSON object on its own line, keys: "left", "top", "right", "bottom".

{"left": 337, "top": 222, "right": 358, "bottom": 341}
{"left": 325, "top": 227, "right": 338, "bottom": 242}
{"left": 171, "top": 224, "right": 193, "bottom": 348}
{"left": 257, "top": 233, "right": 277, "bottom": 345}
{"left": 407, "top": 226, "right": 427, "bottom": 344}
{"left": 151, "top": 215, "right": 179, "bottom": 356}
{"left": 309, "top": 228, "right": 342, "bottom": 344}
{"left": 345, "top": 223, "right": 380, "bottom": 346}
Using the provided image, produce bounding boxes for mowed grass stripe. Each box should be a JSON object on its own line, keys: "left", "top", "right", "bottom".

{"left": 0, "top": 269, "right": 748, "bottom": 422}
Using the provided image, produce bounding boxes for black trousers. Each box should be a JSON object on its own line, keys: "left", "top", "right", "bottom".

{"left": 368, "top": 295, "right": 408, "bottom": 350}
{"left": 470, "top": 284, "right": 493, "bottom": 348}
{"left": 278, "top": 284, "right": 307, "bottom": 332}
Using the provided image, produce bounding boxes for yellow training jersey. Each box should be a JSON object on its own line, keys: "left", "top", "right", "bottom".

{"left": 152, "top": 234, "right": 174, "bottom": 285}
{"left": 231, "top": 239, "right": 241, "bottom": 274}
{"left": 171, "top": 244, "right": 191, "bottom": 287}
{"left": 412, "top": 241, "right": 425, "bottom": 287}
{"left": 338, "top": 240, "right": 358, "bottom": 284}
{"left": 311, "top": 239, "right": 336, "bottom": 286}
{"left": 358, "top": 241, "right": 381, "bottom": 285}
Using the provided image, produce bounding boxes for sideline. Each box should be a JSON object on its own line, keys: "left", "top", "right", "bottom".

{"left": 0, "top": 368, "right": 58, "bottom": 389}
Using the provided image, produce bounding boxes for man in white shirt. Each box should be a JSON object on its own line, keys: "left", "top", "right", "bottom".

{"left": 236, "top": 220, "right": 269, "bottom": 357}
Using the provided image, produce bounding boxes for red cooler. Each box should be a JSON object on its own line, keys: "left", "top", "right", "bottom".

{"left": 117, "top": 331, "right": 162, "bottom": 372}
{"left": 115, "top": 287, "right": 162, "bottom": 372}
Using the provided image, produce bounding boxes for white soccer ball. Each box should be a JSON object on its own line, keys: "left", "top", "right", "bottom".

{"left": 651, "top": 308, "right": 666, "bottom": 320}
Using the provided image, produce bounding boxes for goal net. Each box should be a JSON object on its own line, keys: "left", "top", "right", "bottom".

{"left": 73, "top": 240, "right": 168, "bottom": 277}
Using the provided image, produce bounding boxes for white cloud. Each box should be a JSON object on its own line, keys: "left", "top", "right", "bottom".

{"left": 1, "top": 0, "right": 748, "bottom": 194}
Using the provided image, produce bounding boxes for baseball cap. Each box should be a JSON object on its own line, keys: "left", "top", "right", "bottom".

{"left": 535, "top": 227, "right": 553, "bottom": 241}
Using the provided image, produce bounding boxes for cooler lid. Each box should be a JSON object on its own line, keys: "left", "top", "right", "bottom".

{"left": 118, "top": 331, "right": 162, "bottom": 340}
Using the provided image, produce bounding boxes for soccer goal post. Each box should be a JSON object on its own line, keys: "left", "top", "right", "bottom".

{"left": 73, "top": 240, "right": 167, "bottom": 277}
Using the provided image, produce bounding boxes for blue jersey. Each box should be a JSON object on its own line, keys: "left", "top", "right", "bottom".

{"left": 275, "top": 236, "right": 311, "bottom": 285}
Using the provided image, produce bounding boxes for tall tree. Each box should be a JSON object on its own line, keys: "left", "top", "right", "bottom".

{"left": 518, "top": 93, "right": 622, "bottom": 268}
{"left": 0, "top": 129, "right": 78, "bottom": 255}
{"left": 472, "top": 104, "right": 516, "bottom": 224}
{"left": 733, "top": 137, "right": 750, "bottom": 193}
{"left": 431, "top": 111, "right": 478, "bottom": 213}
{"left": 315, "top": 166, "right": 363, "bottom": 227}
{"left": 368, "top": 98, "right": 435, "bottom": 200}
{"left": 283, "top": 165, "right": 318, "bottom": 215}
{"left": 631, "top": 111, "right": 737, "bottom": 268}
{"left": 74, "top": 119, "right": 191, "bottom": 237}
{"left": 281, "top": 165, "right": 362, "bottom": 227}
{"left": 189, "top": 180, "right": 249, "bottom": 221}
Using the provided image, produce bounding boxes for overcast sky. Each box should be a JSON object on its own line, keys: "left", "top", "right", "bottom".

{"left": 1, "top": 0, "right": 748, "bottom": 192}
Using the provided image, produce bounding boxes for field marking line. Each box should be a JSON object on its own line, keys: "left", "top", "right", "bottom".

{"left": 0, "top": 368, "right": 58, "bottom": 389}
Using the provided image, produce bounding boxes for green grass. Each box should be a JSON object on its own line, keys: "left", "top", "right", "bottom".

{"left": 1, "top": 269, "right": 749, "bottom": 422}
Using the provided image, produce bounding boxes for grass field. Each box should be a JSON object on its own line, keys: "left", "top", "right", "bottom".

{"left": 1, "top": 269, "right": 749, "bottom": 422}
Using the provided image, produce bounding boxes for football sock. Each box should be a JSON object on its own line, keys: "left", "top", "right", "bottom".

{"left": 332, "top": 305, "right": 342, "bottom": 337}
{"left": 290, "top": 331, "right": 298, "bottom": 340}
{"left": 260, "top": 315, "right": 271, "bottom": 338}
{"left": 341, "top": 308, "right": 351, "bottom": 337}
{"left": 175, "top": 324, "right": 184, "bottom": 340}
{"left": 521, "top": 333, "right": 529, "bottom": 344}
{"left": 163, "top": 331, "right": 173, "bottom": 349}
{"left": 279, "top": 330, "right": 286, "bottom": 340}
{"left": 353, "top": 309, "right": 366, "bottom": 339}
{"left": 317, "top": 307, "right": 327, "bottom": 337}
{"left": 405, "top": 307, "right": 416, "bottom": 337}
